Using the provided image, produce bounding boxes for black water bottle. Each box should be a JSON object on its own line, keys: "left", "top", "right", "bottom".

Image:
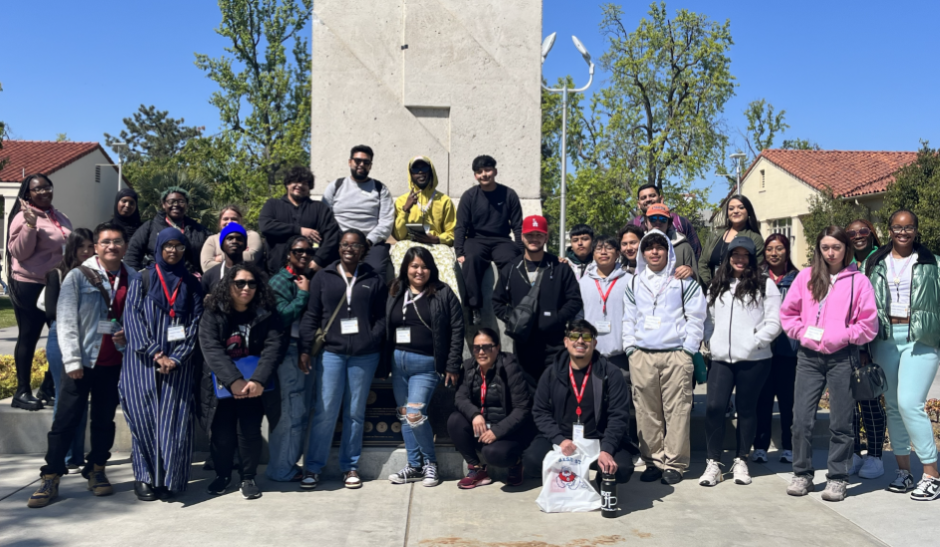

{"left": 600, "top": 473, "right": 618, "bottom": 518}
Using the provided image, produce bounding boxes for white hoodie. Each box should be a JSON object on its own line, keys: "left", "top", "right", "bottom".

{"left": 704, "top": 277, "right": 782, "bottom": 363}
{"left": 621, "top": 230, "right": 706, "bottom": 355}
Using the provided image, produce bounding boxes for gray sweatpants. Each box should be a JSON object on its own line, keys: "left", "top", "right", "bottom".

{"left": 792, "top": 346, "right": 856, "bottom": 480}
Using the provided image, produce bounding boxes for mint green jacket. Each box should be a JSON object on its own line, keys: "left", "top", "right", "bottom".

{"left": 864, "top": 244, "right": 940, "bottom": 348}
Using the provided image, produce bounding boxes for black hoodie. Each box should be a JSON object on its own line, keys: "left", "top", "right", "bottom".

{"left": 259, "top": 195, "right": 341, "bottom": 275}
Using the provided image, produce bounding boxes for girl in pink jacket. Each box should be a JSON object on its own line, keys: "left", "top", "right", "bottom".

{"left": 779, "top": 226, "right": 878, "bottom": 502}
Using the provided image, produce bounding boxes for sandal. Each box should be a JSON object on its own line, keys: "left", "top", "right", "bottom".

{"left": 343, "top": 470, "right": 362, "bottom": 489}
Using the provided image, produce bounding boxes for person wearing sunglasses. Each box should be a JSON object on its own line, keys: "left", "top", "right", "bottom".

{"left": 322, "top": 145, "right": 395, "bottom": 275}
{"left": 523, "top": 320, "right": 631, "bottom": 485}
{"left": 865, "top": 211, "right": 940, "bottom": 501}
{"left": 201, "top": 204, "right": 266, "bottom": 274}
{"left": 628, "top": 182, "right": 702, "bottom": 260}
{"left": 259, "top": 166, "right": 340, "bottom": 276}
{"left": 298, "top": 229, "right": 389, "bottom": 490}
{"left": 448, "top": 328, "right": 535, "bottom": 489}
{"left": 199, "top": 263, "right": 287, "bottom": 500}
{"left": 645, "top": 203, "right": 699, "bottom": 284}
{"left": 201, "top": 222, "right": 250, "bottom": 294}
{"left": 846, "top": 218, "right": 881, "bottom": 265}
{"left": 125, "top": 186, "right": 209, "bottom": 273}
{"left": 120, "top": 227, "right": 204, "bottom": 501}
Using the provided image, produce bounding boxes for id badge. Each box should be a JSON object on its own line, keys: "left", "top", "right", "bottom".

{"left": 804, "top": 326, "right": 825, "bottom": 342}
{"left": 96, "top": 320, "right": 114, "bottom": 335}
{"left": 396, "top": 327, "right": 411, "bottom": 344}
{"left": 167, "top": 325, "right": 186, "bottom": 342}
{"left": 595, "top": 321, "right": 612, "bottom": 334}
{"left": 890, "top": 302, "right": 910, "bottom": 318}
{"left": 341, "top": 318, "right": 360, "bottom": 335}
{"left": 573, "top": 423, "right": 585, "bottom": 444}
{"left": 644, "top": 316, "right": 662, "bottom": 330}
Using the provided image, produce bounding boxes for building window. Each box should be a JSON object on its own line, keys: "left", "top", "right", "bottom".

{"left": 769, "top": 217, "right": 794, "bottom": 246}
{"left": 760, "top": 169, "right": 765, "bottom": 190}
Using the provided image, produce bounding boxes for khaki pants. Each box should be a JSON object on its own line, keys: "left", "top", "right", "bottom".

{"left": 629, "top": 349, "right": 693, "bottom": 472}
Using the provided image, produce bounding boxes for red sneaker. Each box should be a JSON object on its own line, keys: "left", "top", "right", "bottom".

{"left": 506, "top": 461, "right": 524, "bottom": 486}
{"left": 457, "top": 465, "right": 492, "bottom": 489}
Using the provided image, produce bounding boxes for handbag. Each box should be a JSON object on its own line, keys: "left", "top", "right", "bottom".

{"left": 842, "top": 275, "right": 888, "bottom": 400}
{"left": 212, "top": 356, "right": 276, "bottom": 399}
{"left": 504, "top": 266, "right": 544, "bottom": 342}
{"left": 311, "top": 296, "right": 346, "bottom": 356}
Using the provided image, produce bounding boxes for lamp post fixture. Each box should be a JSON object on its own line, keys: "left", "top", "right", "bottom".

{"left": 541, "top": 33, "right": 594, "bottom": 253}
{"left": 730, "top": 152, "right": 747, "bottom": 195}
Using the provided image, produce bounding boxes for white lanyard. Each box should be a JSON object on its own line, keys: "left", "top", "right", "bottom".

{"left": 403, "top": 289, "right": 427, "bottom": 315}
{"left": 338, "top": 264, "right": 359, "bottom": 306}
{"left": 887, "top": 254, "right": 914, "bottom": 286}
{"left": 418, "top": 193, "right": 435, "bottom": 215}
{"left": 642, "top": 272, "right": 674, "bottom": 312}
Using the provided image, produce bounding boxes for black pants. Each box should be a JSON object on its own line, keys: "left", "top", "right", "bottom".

{"left": 607, "top": 353, "right": 640, "bottom": 456}
{"left": 705, "top": 359, "right": 770, "bottom": 461}
{"left": 461, "top": 237, "right": 520, "bottom": 310}
{"left": 522, "top": 435, "right": 634, "bottom": 483}
{"left": 754, "top": 353, "right": 797, "bottom": 451}
{"left": 10, "top": 279, "right": 46, "bottom": 394}
{"left": 363, "top": 242, "right": 391, "bottom": 280}
{"left": 447, "top": 411, "right": 535, "bottom": 467}
{"left": 515, "top": 340, "right": 563, "bottom": 382}
{"left": 211, "top": 397, "right": 265, "bottom": 480}
{"left": 853, "top": 398, "right": 886, "bottom": 458}
{"left": 41, "top": 365, "right": 122, "bottom": 476}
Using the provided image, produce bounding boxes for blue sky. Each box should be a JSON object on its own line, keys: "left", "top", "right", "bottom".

{"left": 3, "top": 0, "right": 938, "bottom": 194}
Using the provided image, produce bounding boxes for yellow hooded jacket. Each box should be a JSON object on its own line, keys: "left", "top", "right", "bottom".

{"left": 393, "top": 156, "right": 457, "bottom": 246}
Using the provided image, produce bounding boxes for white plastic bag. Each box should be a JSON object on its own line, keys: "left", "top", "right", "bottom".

{"left": 535, "top": 438, "right": 601, "bottom": 513}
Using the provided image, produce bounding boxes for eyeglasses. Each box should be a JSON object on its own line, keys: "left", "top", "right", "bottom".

{"left": 351, "top": 158, "right": 372, "bottom": 166}
{"left": 340, "top": 242, "right": 365, "bottom": 250}
{"left": 890, "top": 225, "right": 916, "bottom": 235}
{"left": 97, "top": 239, "right": 125, "bottom": 247}
{"left": 566, "top": 332, "right": 594, "bottom": 342}
{"left": 233, "top": 279, "right": 258, "bottom": 289}
{"left": 845, "top": 228, "right": 871, "bottom": 238}
{"left": 162, "top": 244, "right": 186, "bottom": 252}
{"left": 594, "top": 245, "right": 617, "bottom": 252}
{"left": 164, "top": 199, "right": 187, "bottom": 207}
{"left": 30, "top": 185, "right": 53, "bottom": 194}
{"left": 472, "top": 344, "right": 496, "bottom": 353}
{"left": 648, "top": 215, "right": 669, "bottom": 224}
{"left": 291, "top": 248, "right": 314, "bottom": 256}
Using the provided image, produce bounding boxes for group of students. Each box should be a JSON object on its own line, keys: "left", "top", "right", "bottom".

{"left": 7, "top": 150, "right": 939, "bottom": 509}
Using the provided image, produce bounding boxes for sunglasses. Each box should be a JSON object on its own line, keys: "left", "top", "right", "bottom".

{"left": 291, "top": 248, "right": 314, "bottom": 256}
{"left": 648, "top": 215, "right": 669, "bottom": 224}
{"left": 846, "top": 228, "right": 871, "bottom": 238}
{"left": 351, "top": 158, "right": 372, "bottom": 166}
{"left": 233, "top": 279, "right": 258, "bottom": 290}
{"left": 566, "top": 332, "right": 594, "bottom": 342}
{"left": 472, "top": 344, "right": 496, "bottom": 353}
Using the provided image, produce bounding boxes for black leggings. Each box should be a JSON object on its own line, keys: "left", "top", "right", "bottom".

{"left": 754, "top": 354, "right": 797, "bottom": 451}
{"left": 853, "top": 398, "right": 886, "bottom": 458}
{"left": 447, "top": 411, "right": 534, "bottom": 468}
{"left": 10, "top": 280, "right": 46, "bottom": 394}
{"left": 211, "top": 397, "right": 265, "bottom": 480}
{"left": 705, "top": 359, "right": 771, "bottom": 461}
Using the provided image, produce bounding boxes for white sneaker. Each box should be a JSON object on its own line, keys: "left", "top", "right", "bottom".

{"left": 751, "top": 449, "right": 768, "bottom": 463}
{"left": 848, "top": 453, "right": 863, "bottom": 475}
{"left": 699, "top": 459, "right": 722, "bottom": 486}
{"left": 732, "top": 458, "right": 752, "bottom": 485}
{"left": 910, "top": 474, "right": 940, "bottom": 501}
{"left": 779, "top": 450, "right": 793, "bottom": 463}
{"left": 858, "top": 455, "right": 884, "bottom": 479}
{"left": 422, "top": 463, "right": 440, "bottom": 487}
{"left": 887, "top": 469, "right": 915, "bottom": 493}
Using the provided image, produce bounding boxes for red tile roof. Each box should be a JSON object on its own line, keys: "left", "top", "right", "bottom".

{"left": 0, "top": 140, "right": 106, "bottom": 182}
{"left": 747, "top": 149, "right": 918, "bottom": 198}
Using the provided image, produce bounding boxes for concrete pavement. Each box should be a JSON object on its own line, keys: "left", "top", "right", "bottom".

{"left": 0, "top": 325, "right": 48, "bottom": 358}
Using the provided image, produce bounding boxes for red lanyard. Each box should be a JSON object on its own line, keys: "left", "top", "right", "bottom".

{"left": 32, "top": 206, "right": 67, "bottom": 238}
{"left": 768, "top": 269, "right": 783, "bottom": 284}
{"left": 155, "top": 265, "right": 182, "bottom": 318}
{"left": 165, "top": 216, "right": 184, "bottom": 233}
{"left": 286, "top": 265, "right": 297, "bottom": 277}
{"left": 594, "top": 278, "right": 618, "bottom": 315}
{"left": 479, "top": 369, "right": 488, "bottom": 415}
{"left": 568, "top": 363, "right": 592, "bottom": 420}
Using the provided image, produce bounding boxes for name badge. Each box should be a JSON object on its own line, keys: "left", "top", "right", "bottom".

{"left": 890, "top": 303, "right": 910, "bottom": 318}
{"left": 573, "top": 423, "right": 585, "bottom": 444}
{"left": 804, "top": 326, "right": 825, "bottom": 342}
{"left": 595, "top": 321, "right": 612, "bottom": 334}
{"left": 341, "top": 318, "right": 360, "bottom": 335}
{"left": 97, "top": 320, "right": 114, "bottom": 335}
{"left": 167, "top": 325, "right": 186, "bottom": 342}
{"left": 644, "top": 316, "right": 662, "bottom": 330}
{"left": 543, "top": 311, "right": 552, "bottom": 317}
{"left": 396, "top": 327, "right": 411, "bottom": 344}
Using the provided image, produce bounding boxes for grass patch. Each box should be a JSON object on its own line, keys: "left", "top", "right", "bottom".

{"left": 0, "top": 298, "right": 16, "bottom": 329}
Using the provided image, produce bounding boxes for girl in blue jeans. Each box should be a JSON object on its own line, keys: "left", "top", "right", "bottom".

{"left": 384, "top": 247, "right": 464, "bottom": 487}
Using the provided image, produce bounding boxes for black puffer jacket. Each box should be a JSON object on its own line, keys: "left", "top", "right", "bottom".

{"left": 383, "top": 282, "right": 464, "bottom": 374}
{"left": 454, "top": 352, "right": 532, "bottom": 439}
{"left": 125, "top": 216, "right": 209, "bottom": 274}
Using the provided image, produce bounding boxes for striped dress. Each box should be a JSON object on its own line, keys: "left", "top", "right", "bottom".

{"left": 119, "top": 274, "right": 204, "bottom": 491}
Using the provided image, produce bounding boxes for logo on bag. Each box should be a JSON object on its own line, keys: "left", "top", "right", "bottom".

{"left": 553, "top": 466, "right": 589, "bottom": 490}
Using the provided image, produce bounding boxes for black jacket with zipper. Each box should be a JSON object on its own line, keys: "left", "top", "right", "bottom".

{"left": 532, "top": 350, "right": 630, "bottom": 455}
{"left": 492, "top": 253, "right": 583, "bottom": 344}
{"left": 258, "top": 195, "right": 341, "bottom": 275}
{"left": 125, "top": 216, "right": 210, "bottom": 274}
{"left": 298, "top": 261, "right": 388, "bottom": 356}
{"left": 383, "top": 281, "right": 464, "bottom": 374}
{"left": 454, "top": 351, "right": 533, "bottom": 440}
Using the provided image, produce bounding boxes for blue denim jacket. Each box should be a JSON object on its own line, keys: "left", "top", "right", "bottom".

{"left": 57, "top": 257, "right": 140, "bottom": 373}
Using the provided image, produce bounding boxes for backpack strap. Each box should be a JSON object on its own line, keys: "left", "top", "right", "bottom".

{"left": 141, "top": 268, "right": 151, "bottom": 294}
{"left": 77, "top": 266, "right": 113, "bottom": 313}
{"left": 334, "top": 177, "right": 383, "bottom": 195}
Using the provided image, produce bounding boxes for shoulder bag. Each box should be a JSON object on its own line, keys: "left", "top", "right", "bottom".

{"left": 846, "top": 275, "right": 888, "bottom": 400}
{"left": 504, "top": 266, "right": 544, "bottom": 342}
{"left": 311, "top": 295, "right": 346, "bottom": 356}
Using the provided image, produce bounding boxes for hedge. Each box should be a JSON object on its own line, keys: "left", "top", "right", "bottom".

{"left": 0, "top": 351, "right": 49, "bottom": 400}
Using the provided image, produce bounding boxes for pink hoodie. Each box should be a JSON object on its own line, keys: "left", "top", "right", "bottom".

{"left": 780, "top": 263, "right": 878, "bottom": 354}
{"left": 8, "top": 208, "right": 72, "bottom": 284}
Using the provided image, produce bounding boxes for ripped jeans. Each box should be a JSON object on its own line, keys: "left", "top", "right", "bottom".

{"left": 392, "top": 350, "right": 440, "bottom": 467}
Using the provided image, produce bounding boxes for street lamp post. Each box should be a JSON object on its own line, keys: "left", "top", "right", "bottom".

{"left": 96, "top": 142, "right": 127, "bottom": 193}
{"left": 730, "top": 152, "right": 747, "bottom": 195}
{"left": 541, "top": 33, "right": 594, "bottom": 253}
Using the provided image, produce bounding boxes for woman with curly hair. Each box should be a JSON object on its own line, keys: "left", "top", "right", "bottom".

{"left": 198, "top": 263, "right": 288, "bottom": 500}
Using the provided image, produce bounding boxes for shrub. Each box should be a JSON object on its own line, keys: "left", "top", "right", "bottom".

{"left": 0, "top": 351, "right": 49, "bottom": 400}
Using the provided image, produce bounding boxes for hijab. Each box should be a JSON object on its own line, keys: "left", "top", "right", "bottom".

{"left": 111, "top": 188, "right": 142, "bottom": 242}
{"left": 148, "top": 228, "right": 196, "bottom": 317}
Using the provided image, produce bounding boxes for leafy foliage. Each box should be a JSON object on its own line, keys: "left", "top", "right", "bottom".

{"left": 0, "top": 351, "right": 48, "bottom": 400}
{"left": 743, "top": 99, "right": 788, "bottom": 157}
{"left": 104, "top": 105, "right": 204, "bottom": 164}
{"left": 132, "top": 168, "right": 218, "bottom": 229}
{"left": 802, "top": 187, "right": 872, "bottom": 261}
{"left": 882, "top": 142, "right": 940, "bottom": 252}
{"left": 782, "top": 138, "right": 821, "bottom": 150}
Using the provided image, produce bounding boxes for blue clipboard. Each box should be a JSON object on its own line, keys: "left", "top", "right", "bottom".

{"left": 212, "top": 356, "right": 276, "bottom": 399}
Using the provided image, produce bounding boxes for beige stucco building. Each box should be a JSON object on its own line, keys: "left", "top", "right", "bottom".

{"left": 740, "top": 149, "right": 916, "bottom": 267}
{"left": 309, "top": 0, "right": 542, "bottom": 215}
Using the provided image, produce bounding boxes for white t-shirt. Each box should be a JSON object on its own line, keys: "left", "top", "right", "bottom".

{"left": 887, "top": 254, "right": 916, "bottom": 316}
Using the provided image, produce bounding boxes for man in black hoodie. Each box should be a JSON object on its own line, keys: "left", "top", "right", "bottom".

{"left": 492, "top": 215, "right": 582, "bottom": 381}
{"left": 258, "top": 166, "right": 341, "bottom": 276}
{"left": 522, "top": 320, "right": 632, "bottom": 482}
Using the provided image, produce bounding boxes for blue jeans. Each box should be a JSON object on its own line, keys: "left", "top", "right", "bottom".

{"left": 304, "top": 352, "right": 380, "bottom": 473}
{"left": 265, "top": 340, "right": 307, "bottom": 481}
{"left": 392, "top": 350, "right": 439, "bottom": 467}
{"left": 47, "top": 321, "right": 86, "bottom": 466}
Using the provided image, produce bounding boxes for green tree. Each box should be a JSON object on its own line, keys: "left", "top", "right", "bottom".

{"left": 882, "top": 142, "right": 940, "bottom": 252}
{"left": 194, "top": 0, "right": 312, "bottom": 190}
{"left": 742, "top": 99, "right": 788, "bottom": 157}
{"left": 0, "top": 82, "right": 8, "bottom": 172}
{"left": 782, "top": 138, "right": 821, "bottom": 150}
{"left": 802, "top": 187, "right": 872, "bottom": 261}
{"left": 104, "top": 104, "right": 204, "bottom": 164}
{"left": 133, "top": 169, "right": 217, "bottom": 229}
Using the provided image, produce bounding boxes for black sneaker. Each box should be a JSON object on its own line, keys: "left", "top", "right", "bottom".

{"left": 388, "top": 465, "right": 425, "bottom": 484}
{"left": 300, "top": 471, "right": 320, "bottom": 490}
{"left": 640, "top": 467, "right": 663, "bottom": 482}
{"left": 240, "top": 478, "right": 262, "bottom": 500}
{"left": 207, "top": 475, "right": 232, "bottom": 495}
{"left": 11, "top": 391, "right": 43, "bottom": 411}
{"left": 661, "top": 469, "right": 683, "bottom": 485}
{"left": 887, "top": 469, "right": 915, "bottom": 493}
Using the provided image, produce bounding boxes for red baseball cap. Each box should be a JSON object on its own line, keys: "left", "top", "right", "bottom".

{"left": 522, "top": 215, "right": 548, "bottom": 234}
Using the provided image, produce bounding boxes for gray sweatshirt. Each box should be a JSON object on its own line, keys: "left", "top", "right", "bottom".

{"left": 575, "top": 262, "right": 628, "bottom": 357}
{"left": 322, "top": 177, "right": 395, "bottom": 245}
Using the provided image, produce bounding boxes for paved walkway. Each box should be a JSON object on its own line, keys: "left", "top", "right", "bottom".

{"left": 0, "top": 325, "right": 48, "bottom": 358}
{"left": 3, "top": 449, "right": 935, "bottom": 547}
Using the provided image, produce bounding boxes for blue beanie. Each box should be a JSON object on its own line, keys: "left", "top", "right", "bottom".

{"left": 219, "top": 222, "right": 248, "bottom": 245}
